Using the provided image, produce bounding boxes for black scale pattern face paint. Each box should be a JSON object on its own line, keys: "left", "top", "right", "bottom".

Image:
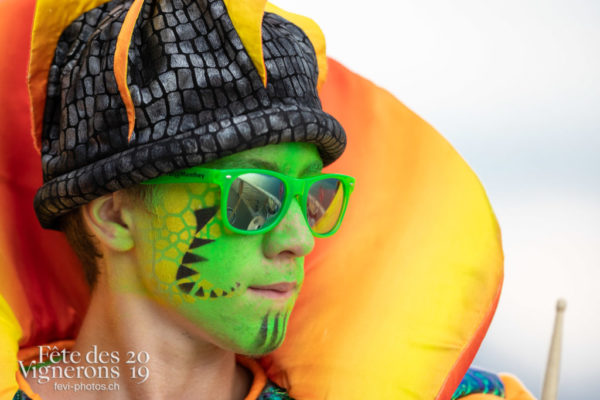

{"left": 173, "top": 206, "right": 241, "bottom": 298}
{"left": 254, "top": 311, "right": 289, "bottom": 353}
{"left": 34, "top": 0, "right": 346, "bottom": 229}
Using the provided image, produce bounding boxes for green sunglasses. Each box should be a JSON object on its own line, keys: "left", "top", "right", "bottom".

{"left": 143, "top": 168, "right": 355, "bottom": 238}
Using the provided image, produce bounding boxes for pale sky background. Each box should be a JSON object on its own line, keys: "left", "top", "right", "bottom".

{"left": 276, "top": 0, "right": 600, "bottom": 398}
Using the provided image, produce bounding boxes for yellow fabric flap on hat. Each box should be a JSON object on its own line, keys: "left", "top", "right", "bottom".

{"left": 28, "top": 0, "right": 112, "bottom": 153}
{"left": 264, "top": 3, "right": 328, "bottom": 91}
{"left": 223, "top": 0, "right": 269, "bottom": 87}
{"left": 224, "top": 1, "right": 328, "bottom": 90}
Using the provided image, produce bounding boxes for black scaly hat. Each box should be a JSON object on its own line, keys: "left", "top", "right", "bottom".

{"left": 32, "top": 0, "right": 346, "bottom": 229}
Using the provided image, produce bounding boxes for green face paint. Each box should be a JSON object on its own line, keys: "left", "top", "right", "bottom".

{"left": 133, "top": 142, "right": 322, "bottom": 355}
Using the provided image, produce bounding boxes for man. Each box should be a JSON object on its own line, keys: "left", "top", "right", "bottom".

{"left": 23, "top": 143, "right": 351, "bottom": 400}
{"left": 0, "top": 0, "right": 534, "bottom": 399}
{"left": 15, "top": 0, "right": 352, "bottom": 398}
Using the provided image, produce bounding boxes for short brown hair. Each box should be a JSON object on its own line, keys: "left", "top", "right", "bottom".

{"left": 58, "top": 208, "right": 101, "bottom": 288}
{"left": 58, "top": 184, "right": 156, "bottom": 288}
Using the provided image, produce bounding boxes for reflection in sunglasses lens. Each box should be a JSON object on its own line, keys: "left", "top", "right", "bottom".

{"left": 227, "top": 173, "right": 285, "bottom": 231}
{"left": 308, "top": 178, "right": 344, "bottom": 235}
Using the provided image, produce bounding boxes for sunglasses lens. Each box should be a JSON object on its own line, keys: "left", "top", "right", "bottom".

{"left": 307, "top": 178, "right": 345, "bottom": 235}
{"left": 226, "top": 173, "right": 285, "bottom": 231}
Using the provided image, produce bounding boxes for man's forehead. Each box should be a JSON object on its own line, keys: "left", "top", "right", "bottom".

{"left": 202, "top": 142, "right": 323, "bottom": 177}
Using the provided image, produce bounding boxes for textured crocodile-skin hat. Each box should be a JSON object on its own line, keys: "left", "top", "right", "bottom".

{"left": 31, "top": 0, "right": 346, "bottom": 229}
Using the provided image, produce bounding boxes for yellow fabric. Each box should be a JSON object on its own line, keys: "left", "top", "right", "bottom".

{"left": 28, "top": 0, "right": 112, "bottom": 152}
{"left": 223, "top": 0, "right": 269, "bottom": 87}
{"left": 0, "top": 295, "right": 22, "bottom": 400}
{"left": 264, "top": 3, "right": 328, "bottom": 91}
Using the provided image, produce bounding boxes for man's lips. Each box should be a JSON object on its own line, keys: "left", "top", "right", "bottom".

{"left": 247, "top": 282, "right": 297, "bottom": 299}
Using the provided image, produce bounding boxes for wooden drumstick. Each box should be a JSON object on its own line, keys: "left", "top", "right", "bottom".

{"left": 541, "top": 298, "right": 567, "bottom": 400}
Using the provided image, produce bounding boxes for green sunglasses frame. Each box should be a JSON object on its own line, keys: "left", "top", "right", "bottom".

{"left": 142, "top": 168, "right": 355, "bottom": 238}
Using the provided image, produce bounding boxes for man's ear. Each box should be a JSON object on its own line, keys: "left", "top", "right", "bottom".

{"left": 82, "top": 192, "right": 135, "bottom": 252}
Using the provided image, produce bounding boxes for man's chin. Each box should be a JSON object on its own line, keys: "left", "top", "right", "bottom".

{"left": 224, "top": 321, "right": 289, "bottom": 357}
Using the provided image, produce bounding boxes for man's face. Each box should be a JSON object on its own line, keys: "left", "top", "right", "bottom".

{"left": 130, "top": 142, "right": 322, "bottom": 355}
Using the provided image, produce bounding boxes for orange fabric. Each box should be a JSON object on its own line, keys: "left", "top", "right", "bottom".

{"left": 17, "top": 340, "right": 76, "bottom": 363}
{"left": 0, "top": 0, "right": 90, "bottom": 349}
{"left": 460, "top": 395, "right": 502, "bottom": 400}
{"left": 15, "top": 374, "right": 41, "bottom": 400}
{"left": 2, "top": 1, "right": 504, "bottom": 399}
{"left": 499, "top": 374, "right": 537, "bottom": 400}
{"left": 263, "top": 59, "right": 503, "bottom": 399}
{"left": 114, "top": 0, "right": 145, "bottom": 142}
{"left": 237, "top": 356, "right": 269, "bottom": 400}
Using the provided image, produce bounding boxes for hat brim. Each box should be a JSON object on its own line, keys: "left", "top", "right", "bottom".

{"left": 34, "top": 104, "right": 346, "bottom": 229}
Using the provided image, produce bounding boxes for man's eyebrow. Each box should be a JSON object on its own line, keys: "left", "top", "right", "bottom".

{"left": 222, "top": 159, "right": 280, "bottom": 171}
{"left": 220, "top": 158, "right": 323, "bottom": 176}
{"left": 299, "top": 161, "right": 323, "bottom": 177}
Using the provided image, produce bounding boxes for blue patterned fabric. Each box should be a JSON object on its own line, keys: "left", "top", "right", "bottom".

{"left": 452, "top": 367, "right": 505, "bottom": 399}
{"left": 12, "top": 390, "right": 29, "bottom": 400}
{"left": 257, "top": 380, "right": 294, "bottom": 399}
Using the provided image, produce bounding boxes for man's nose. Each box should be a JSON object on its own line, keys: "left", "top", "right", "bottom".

{"left": 262, "top": 197, "right": 314, "bottom": 259}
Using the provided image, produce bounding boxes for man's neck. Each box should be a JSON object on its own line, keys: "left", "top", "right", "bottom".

{"left": 25, "top": 263, "right": 252, "bottom": 400}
